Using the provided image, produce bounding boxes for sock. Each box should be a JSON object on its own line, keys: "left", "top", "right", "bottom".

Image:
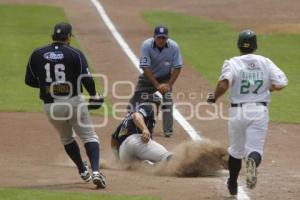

{"left": 84, "top": 142, "right": 100, "bottom": 172}
{"left": 228, "top": 155, "right": 242, "bottom": 183}
{"left": 64, "top": 141, "right": 85, "bottom": 173}
{"left": 248, "top": 151, "right": 262, "bottom": 167}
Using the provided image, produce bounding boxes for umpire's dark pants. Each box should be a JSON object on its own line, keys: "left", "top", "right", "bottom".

{"left": 128, "top": 75, "right": 173, "bottom": 132}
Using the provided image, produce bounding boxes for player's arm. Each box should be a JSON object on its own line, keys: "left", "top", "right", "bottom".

{"left": 142, "top": 68, "right": 160, "bottom": 89}
{"left": 139, "top": 42, "right": 160, "bottom": 90}
{"left": 268, "top": 59, "right": 288, "bottom": 92}
{"left": 78, "top": 51, "right": 104, "bottom": 109}
{"left": 132, "top": 112, "right": 151, "bottom": 143}
{"left": 214, "top": 79, "right": 229, "bottom": 101}
{"left": 168, "top": 44, "right": 183, "bottom": 87}
{"left": 207, "top": 60, "right": 232, "bottom": 103}
{"left": 142, "top": 64, "right": 170, "bottom": 95}
{"left": 25, "top": 54, "right": 39, "bottom": 88}
{"left": 82, "top": 76, "right": 97, "bottom": 96}
{"left": 142, "top": 68, "right": 169, "bottom": 94}
{"left": 78, "top": 52, "right": 97, "bottom": 96}
{"left": 168, "top": 68, "right": 181, "bottom": 87}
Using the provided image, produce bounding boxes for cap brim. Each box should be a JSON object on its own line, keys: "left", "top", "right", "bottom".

{"left": 154, "top": 34, "right": 168, "bottom": 38}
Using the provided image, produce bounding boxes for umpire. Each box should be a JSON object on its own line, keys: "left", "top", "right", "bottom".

{"left": 25, "top": 22, "right": 106, "bottom": 188}
{"left": 129, "top": 25, "right": 183, "bottom": 137}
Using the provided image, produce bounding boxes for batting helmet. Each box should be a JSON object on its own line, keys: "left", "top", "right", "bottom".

{"left": 237, "top": 29, "right": 257, "bottom": 53}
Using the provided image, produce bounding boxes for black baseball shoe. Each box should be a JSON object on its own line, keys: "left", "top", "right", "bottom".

{"left": 92, "top": 171, "right": 106, "bottom": 189}
{"left": 246, "top": 158, "right": 257, "bottom": 189}
{"left": 164, "top": 130, "right": 173, "bottom": 137}
{"left": 79, "top": 162, "right": 92, "bottom": 182}
{"left": 227, "top": 178, "right": 238, "bottom": 195}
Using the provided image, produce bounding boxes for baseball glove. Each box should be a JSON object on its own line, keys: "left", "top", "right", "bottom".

{"left": 88, "top": 94, "right": 104, "bottom": 110}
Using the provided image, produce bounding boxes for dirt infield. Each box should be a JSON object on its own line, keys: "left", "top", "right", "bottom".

{"left": 0, "top": 0, "right": 299, "bottom": 199}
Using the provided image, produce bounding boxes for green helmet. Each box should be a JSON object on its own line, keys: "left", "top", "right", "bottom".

{"left": 237, "top": 29, "right": 257, "bottom": 52}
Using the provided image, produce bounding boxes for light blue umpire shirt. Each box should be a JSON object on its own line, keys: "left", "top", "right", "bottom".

{"left": 139, "top": 38, "right": 183, "bottom": 79}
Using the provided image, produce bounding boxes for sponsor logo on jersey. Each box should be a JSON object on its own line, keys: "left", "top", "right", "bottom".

{"left": 43, "top": 51, "right": 64, "bottom": 62}
{"left": 247, "top": 63, "right": 261, "bottom": 70}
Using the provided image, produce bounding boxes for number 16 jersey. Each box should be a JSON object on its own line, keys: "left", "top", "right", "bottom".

{"left": 25, "top": 42, "right": 93, "bottom": 103}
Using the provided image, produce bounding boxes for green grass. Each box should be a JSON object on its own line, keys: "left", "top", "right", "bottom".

{"left": 0, "top": 4, "right": 112, "bottom": 116}
{"left": 143, "top": 11, "right": 300, "bottom": 123}
{"left": 0, "top": 188, "right": 160, "bottom": 200}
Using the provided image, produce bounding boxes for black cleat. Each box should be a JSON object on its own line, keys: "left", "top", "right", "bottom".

{"left": 79, "top": 162, "right": 92, "bottom": 182}
{"left": 164, "top": 130, "right": 173, "bottom": 137}
{"left": 227, "top": 179, "right": 238, "bottom": 195}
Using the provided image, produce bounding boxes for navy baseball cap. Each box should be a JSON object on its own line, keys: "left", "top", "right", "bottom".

{"left": 154, "top": 25, "right": 168, "bottom": 38}
{"left": 53, "top": 22, "right": 73, "bottom": 39}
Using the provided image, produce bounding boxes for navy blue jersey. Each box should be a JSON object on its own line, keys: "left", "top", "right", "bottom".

{"left": 112, "top": 104, "right": 156, "bottom": 150}
{"left": 25, "top": 42, "right": 96, "bottom": 103}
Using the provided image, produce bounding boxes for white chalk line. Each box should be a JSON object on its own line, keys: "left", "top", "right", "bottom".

{"left": 89, "top": 0, "right": 249, "bottom": 199}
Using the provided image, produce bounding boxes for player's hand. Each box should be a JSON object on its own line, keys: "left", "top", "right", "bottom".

{"left": 206, "top": 92, "right": 216, "bottom": 104}
{"left": 88, "top": 93, "right": 104, "bottom": 110}
{"left": 141, "top": 129, "right": 151, "bottom": 143}
{"left": 157, "top": 83, "right": 170, "bottom": 94}
{"left": 270, "top": 84, "right": 284, "bottom": 92}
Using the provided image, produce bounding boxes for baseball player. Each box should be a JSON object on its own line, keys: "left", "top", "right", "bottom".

{"left": 25, "top": 22, "right": 106, "bottom": 188}
{"left": 128, "top": 25, "right": 183, "bottom": 137}
{"left": 112, "top": 98, "right": 173, "bottom": 163}
{"left": 207, "top": 30, "right": 288, "bottom": 195}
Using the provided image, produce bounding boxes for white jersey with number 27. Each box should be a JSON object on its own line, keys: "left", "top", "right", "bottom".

{"left": 219, "top": 54, "right": 288, "bottom": 103}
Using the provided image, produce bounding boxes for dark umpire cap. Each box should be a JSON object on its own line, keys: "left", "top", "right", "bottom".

{"left": 154, "top": 25, "right": 168, "bottom": 38}
{"left": 52, "top": 22, "right": 73, "bottom": 40}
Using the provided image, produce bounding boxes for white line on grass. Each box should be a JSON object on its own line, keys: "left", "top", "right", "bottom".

{"left": 89, "top": 0, "right": 250, "bottom": 199}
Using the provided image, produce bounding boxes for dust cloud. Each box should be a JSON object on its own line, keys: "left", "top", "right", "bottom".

{"left": 154, "top": 139, "right": 228, "bottom": 177}
{"left": 101, "top": 139, "right": 228, "bottom": 177}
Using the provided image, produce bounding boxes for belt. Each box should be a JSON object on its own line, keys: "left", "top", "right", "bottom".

{"left": 231, "top": 102, "right": 267, "bottom": 107}
{"left": 43, "top": 99, "right": 54, "bottom": 104}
